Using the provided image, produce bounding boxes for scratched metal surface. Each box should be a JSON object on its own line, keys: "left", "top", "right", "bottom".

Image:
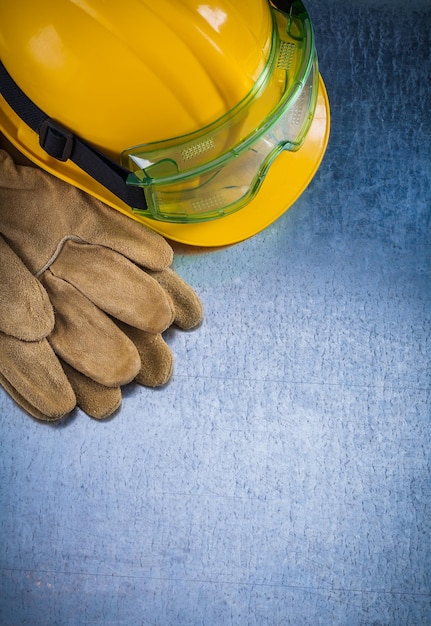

{"left": 1, "top": 1, "right": 430, "bottom": 624}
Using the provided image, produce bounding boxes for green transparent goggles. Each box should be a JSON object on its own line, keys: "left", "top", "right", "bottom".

{"left": 121, "top": 0, "right": 318, "bottom": 223}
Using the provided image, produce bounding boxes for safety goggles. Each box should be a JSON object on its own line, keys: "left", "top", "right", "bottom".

{"left": 122, "top": 0, "right": 318, "bottom": 223}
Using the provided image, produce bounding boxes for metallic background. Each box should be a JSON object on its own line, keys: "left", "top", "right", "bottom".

{"left": 1, "top": 0, "right": 430, "bottom": 623}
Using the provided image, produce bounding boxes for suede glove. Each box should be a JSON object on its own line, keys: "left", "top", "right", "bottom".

{"left": 0, "top": 149, "right": 202, "bottom": 421}
{"left": 0, "top": 233, "right": 76, "bottom": 419}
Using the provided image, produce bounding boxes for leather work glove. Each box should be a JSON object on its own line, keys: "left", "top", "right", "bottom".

{"left": 0, "top": 148, "right": 202, "bottom": 421}
{"left": 0, "top": 233, "right": 76, "bottom": 419}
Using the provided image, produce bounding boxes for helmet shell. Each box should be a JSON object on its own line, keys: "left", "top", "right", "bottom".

{"left": 0, "top": 0, "right": 272, "bottom": 157}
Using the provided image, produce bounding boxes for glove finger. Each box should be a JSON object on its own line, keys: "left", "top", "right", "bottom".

{"left": 0, "top": 234, "right": 54, "bottom": 340}
{"left": 42, "top": 270, "right": 141, "bottom": 387}
{"left": 0, "top": 332, "right": 76, "bottom": 420}
{"left": 117, "top": 322, "right": 174, "bottom": 387}
{"left": 51, "top": 241, "right": 175, "bottom": 332}
{"left": 0, "top": 371, "right": 71, "bottom": 422}
{"left": 147, "top": 268, "right": 203, "bottom": 330}
{"left": 0, "top": 358, "right": 122, "bottom": 422}
{"left": 75, "top": 193, "right": 174, "bottom": 271}
{"left": 60, "top": 360, "right": 122, "bottom": 420}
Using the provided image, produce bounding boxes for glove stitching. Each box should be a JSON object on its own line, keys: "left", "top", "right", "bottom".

{"left": 35, "top": 235, "right": 85, "bottom": 278}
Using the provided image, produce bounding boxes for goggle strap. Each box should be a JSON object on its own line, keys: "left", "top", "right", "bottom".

{"left": 0, "top": 61, "right": 148, "bottom": 212}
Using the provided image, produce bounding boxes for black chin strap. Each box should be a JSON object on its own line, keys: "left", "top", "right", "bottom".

{"left": 0, "top": 61, "right": 148, "bottom": 211}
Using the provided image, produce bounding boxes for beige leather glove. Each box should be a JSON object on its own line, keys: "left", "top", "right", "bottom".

{"left": 0, "top": 233, "right": 76, "bottom": 419}
{"left": 0, "top": 149, "right": 202, "bottom": 421}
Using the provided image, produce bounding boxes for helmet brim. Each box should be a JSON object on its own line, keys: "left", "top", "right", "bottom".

{"left": 144, "top": 75, "right": 330, "bottom": 247}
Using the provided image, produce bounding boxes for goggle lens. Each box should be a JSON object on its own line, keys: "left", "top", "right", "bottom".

{"left": 122, "top": 1, "right": 318, "bottom": 223}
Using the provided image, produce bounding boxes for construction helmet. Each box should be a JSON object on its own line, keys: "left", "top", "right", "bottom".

{"left": 0, "top": 0, "right": 329, "bottom": 247}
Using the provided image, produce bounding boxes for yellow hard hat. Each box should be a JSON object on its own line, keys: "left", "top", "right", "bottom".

{"left": 0, "top": 0, "right": 330, "bottom": 247}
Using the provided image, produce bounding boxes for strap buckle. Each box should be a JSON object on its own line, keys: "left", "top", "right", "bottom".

{"left": 39, "top": 119, "right": 74, "bottom": 162}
